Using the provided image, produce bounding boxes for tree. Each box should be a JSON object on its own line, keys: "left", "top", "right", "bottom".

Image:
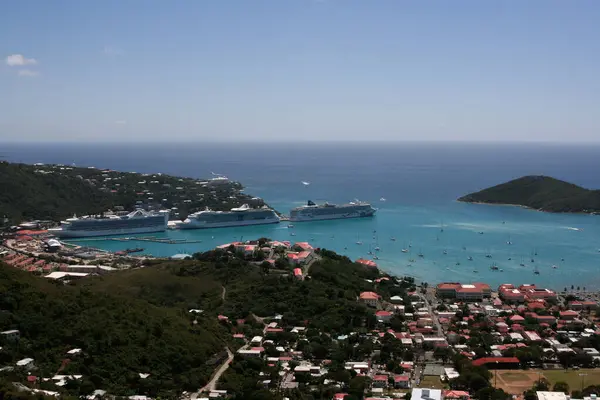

{"left": 553, "top": 381, "right": 570, "bottom": 394}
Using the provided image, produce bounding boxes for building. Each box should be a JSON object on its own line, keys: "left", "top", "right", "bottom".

{"left": 412, "top": 388, "right": 442, "bottom": 400}
{"left": 359, "top": 292, "right": 380, "bottom": 308}
{"left": 394, "top": 375, "right": 410, "bottom": 389}
{"left": 375, "top": 310, "right": 392, "bottom": 323}
{"left": 0, "top": 330, "right": 20, "bottom": 341}
{"left": 435, "top": 282, "right": 491, "bottom": 300}
{"left": 536, "top": 392, "right": 568, "bottom": 400}
{"left": 472, "top": 357, "right": 520, "bottom": 369}
{"left": 371, "top": 375, "right": 388, "bottom": 388}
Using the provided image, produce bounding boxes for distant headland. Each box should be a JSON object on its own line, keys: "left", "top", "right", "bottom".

{"left": 458, "top": 175, "right": 600, "bottom": 214}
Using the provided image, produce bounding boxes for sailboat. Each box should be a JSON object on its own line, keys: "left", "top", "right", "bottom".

{"left": 390, "top": 237, "right": 396, "bottom": 241}
{"left": 534, "top": 266, "right": 540, "bottom": 275}
{"left": 442, "top": 249, "right": 447, "bottom": 255}
{"left": 467, "top": 256, "right": 473, "bottom": 261}
{"left": 506, "top": 235, "right": 512, "bottom": 245}
{"left": 401, "top": 247, "right": 409, "bottom": 253}
{"left": 440, "top": 220, "right": 444, "bottom": 233}
{"left": 418, "top": 249, "right": 424, "bottom": 258}
{"left": 519, "top": 256, "right": 525, "bottom": 267}
{"left": 356, "top": 235, "right": 363, "bottom": 245}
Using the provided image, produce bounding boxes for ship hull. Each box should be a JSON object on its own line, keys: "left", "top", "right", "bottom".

{"left": 177, "top": 217, "right": 280, "bottom": 230}
{"left": 48, "top": 225, "right": 167, "bottom": 238}
{"left": 290, "top": 209, "right": 376, "bottom": 222}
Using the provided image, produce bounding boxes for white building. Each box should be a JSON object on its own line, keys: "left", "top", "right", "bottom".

{"left": 412, "top": 388, "right": 442, "bottom": 400}
{"left": 537, "top": 392, "right": 568, "bottom": 400}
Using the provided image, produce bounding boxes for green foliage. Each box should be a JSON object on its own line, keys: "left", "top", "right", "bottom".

{"left": 458, "top": 175, "right": 600, "bottom": 213}
{"left": 0, "top": 161, "right": 263, "bottom": 224}
{"left": 0, "top": 263, "right": 228, "bottom": 398}
{"left": 553, "top": 381, "right": 570, "bottom": 394}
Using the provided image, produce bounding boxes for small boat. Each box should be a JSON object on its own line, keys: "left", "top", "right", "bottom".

{"left": 442, "top": 250, "right": 447, "bottom": 255}
{"left": 401, "top": 248, "right": 409, "bottom": 253}
{"left": 561, "top": 258, "right": 565, "bottom": 261}
{"left": 373, "top": 255, "right": 379, "bottom": 260}
{"left": 473, "top": 270, "right": 479, "bottom": 273}
{"left": 374, "top": 246, "right": 380, "bottom": 252}
{"left": 390, "top": 237, "right": 396, "bottom": 241}
{"left": 356, "top": 241, "right": 363, "bottom": 245}
{"left": 467, "top": 256, "right": 473, "bottom": 261}
{"left": 485, "top": 254, "right": 492, "bottom": 258}
{"left": 552, "top": 265, "right": 558, "bottom": 269}
{"left": 380, "top": 197, "right": 386, "bottom": 202}
{"left": 478, "top": 231, "right": 484, "bottom": 235}
{"left": 409, "top": 258, "right": 416, "bottom": 263}
{"left": 407, "top": 264, "right": 412, "bottom": 267}
{"left": 508, "top": 257, "right": 512, "bottom": 261}
{"left": 287, "top": 224, "right": 295, "bottom": 228}
{"left": 534, "top": 266, "right": 540, "bottom": 275}
{"left": 520, "top": 263, "right": 525, "bottom": 266}
{"left": 490, "top": 265, "right": 499, "bottom": 271}
{"left": 499, "top": 269, "right": 504, "bottom": 272}
{"left": 418, "top": 252, "right": 424, "bottom": 258}
{"left": 290, "top": 232, "right": 296, "bottom": 236}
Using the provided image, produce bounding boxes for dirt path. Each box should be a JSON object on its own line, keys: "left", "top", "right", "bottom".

{"left": 221, "top": 286, "right": 226, "bottom": 301}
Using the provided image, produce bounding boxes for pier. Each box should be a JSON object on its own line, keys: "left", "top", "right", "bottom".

{"left": 66, "top": 236, "right": 204, "bottom": 245}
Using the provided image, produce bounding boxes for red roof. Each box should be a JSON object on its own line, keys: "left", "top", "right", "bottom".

{"left": 472, "top": 357, "right": 519, "bottom": 367}
{"left": 394, "top": 375, "right": 410, "bottom": 382}
{"left": 360, "top": 292, "right": 380, "bottom": 301}
{"left": 293, "top": 268, "right": 302, "bottom": 276}
{"left": 372, "top": 375, "right": 388, "bottom": 381}
{"left": 376, "top": 311, "right": 392, "bottom": 316}
{"left": 560, "top": 310, "right": 578, "bottom": 316}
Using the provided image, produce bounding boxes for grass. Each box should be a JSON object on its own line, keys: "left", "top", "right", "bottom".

{"left": 540, "top": 369, "right": 600, "bottom": 391}
{"left": 417, "top": 375, "right": 448, "bottom": 390}
{"left": 499, "top": 372, "right": 534, "bottom": 382}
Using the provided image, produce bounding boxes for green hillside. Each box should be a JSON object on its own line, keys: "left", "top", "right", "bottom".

{"left": 0, "top": 161, "right": 263, "bottom": 225}
{"left": 458, "top": 175, "right": 600, "bottom": 213}
{"left": 0, "top": 249, "right": 417, "bottom": 399}
{"left": 0, "top": 263, "right": 230, "bottom": 398}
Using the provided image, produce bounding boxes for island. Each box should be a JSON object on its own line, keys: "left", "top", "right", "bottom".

{"left": 458, "top": 175, "right": 600, "bottom": 214}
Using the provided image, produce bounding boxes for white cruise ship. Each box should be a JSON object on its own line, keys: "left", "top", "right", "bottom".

{"left": 176, "top": 204, "right": 280, "bottom": 229}
{"left": 48, "top": 209, "right": 169, "bottom": 238}
{"left": 289, "top": 200, "right": 377, "bottom": 222}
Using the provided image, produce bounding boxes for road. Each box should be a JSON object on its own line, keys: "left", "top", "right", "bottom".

{"left": 191, "top": 347, "right": 233, "bottom": 399}
{"left": 423, "top": 289, "right": 443, "bottom": 337}
{"left": 302, "top": 254, "right": 321, "bottom": 277}
{"left": 221, "top": 286, "right": 226, "bottom": 301}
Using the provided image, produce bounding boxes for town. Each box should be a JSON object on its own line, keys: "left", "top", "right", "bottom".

{"left": 1, "top": 236, "right": 600, "bottom": 400}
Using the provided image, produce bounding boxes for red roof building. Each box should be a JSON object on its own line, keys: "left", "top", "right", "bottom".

{"left": 472, "top": 357, "right": 519, "bottom": 368}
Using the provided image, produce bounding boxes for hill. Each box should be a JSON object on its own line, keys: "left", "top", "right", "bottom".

{"left": 0, "top": 262, "right": 230, "bottom": 398}
{"left": 0, "top": 249, "right": 417, "bottom": 398}
{"left": 457, "top": 175, "right": 600, "bottom": 213}
{"left": 0, "top": 161, "right": 266, "bottom": 225}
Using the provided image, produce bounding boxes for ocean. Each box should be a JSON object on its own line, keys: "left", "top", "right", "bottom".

{"left": 3, "top": 141, "right": 600, "bottom": 290}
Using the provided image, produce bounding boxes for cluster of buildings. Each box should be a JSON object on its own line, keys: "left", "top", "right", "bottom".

{"left": 215, "top": 240, "right": 317, "bottom": 278}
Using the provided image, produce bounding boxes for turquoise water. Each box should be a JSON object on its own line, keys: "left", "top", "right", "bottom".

{"left": 70, "top": 200, "right": 600, "bottom": 291}
{"left": 4, "top": 142, "right": 600, "bottom": 290}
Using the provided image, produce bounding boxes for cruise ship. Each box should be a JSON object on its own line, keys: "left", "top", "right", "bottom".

{"left": 176, "top": 204, "right": 280, "bottom": 229}
{"left": 48, "top": 209, "right": 170, "bottom": 238}
{"left": 289, "top": 200, "right": 377, "bottom": 222}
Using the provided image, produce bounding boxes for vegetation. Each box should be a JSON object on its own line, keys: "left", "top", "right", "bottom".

{"left": 458, "top": 175, "right": 600, "bottom": 213}
{"left": 0, "top": 247, "right": 418, "bottom": 398}
{"left": 0, "top": 262, "right": 229, "bottom": 398}
{"left": 0, "top": 161, "right": 265, "bottom": 225}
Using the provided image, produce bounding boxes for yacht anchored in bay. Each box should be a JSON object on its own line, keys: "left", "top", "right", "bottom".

{"left": 48, "top": 209, "right": 170, "bottom": 238}
{"left": 289, "top": 200, "right": 377, "bottom": 222}
{"left": 176, "top": 204, "right": 280, "bottom": 229}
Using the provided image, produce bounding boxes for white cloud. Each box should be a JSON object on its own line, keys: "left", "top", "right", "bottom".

{"left": 18, "top": 69, "right": 40, "bottom": 77}
{"left": 115, "top": 120, "right": 127, "bottom": 125}
{"left": 103, "top": 46, "right": 124, "bottom": 56}
{"left": 6, "top": 54, "right": 38, "bottom": 66}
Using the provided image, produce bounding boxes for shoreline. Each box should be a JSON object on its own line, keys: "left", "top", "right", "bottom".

{"left": 457, "top": 199, "right": 599, "bottom": 216}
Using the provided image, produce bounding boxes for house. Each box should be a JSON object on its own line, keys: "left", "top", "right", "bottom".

{"left": 559, "top": 310, "right": 578, "bottom": 321}
{"left": 288, "top": 251, "right": 313, "bottom": 265}
{"left": 16, "top": 358, "right": 34, "bottom": 369}
{"left": 371, "top": 375, "right": 388, "bottom": 388}
{"left": 412, "top": 388, "right": 442, "bottom": 400}
{"left": 444, "top": 390, "right": 470, "bottom": 400}
{"left": 359, "top": 292, "right": 380, "bottom": 308}
{"left": 293, "top": 268, "right": 303, "bottom": 279}
{"left": 394, "top": 374, "right": 410, "bottom": 389}
{"left": 390, "top": 295, "right": 403, "bottom": 303}
{"left": 375, "top": 310, "right": 392, "bottom": 323}
{"left": 1, "top": 330, "right": 20, "bottom": 341}
{"left": 294, "top": 242, "right": 314, "bottom": 252}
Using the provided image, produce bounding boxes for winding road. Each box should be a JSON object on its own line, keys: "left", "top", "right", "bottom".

{"left": 191, "top": 347, "right": 234, "bottom": 399}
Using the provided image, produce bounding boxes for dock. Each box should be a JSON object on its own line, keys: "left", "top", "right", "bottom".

{"left": 66, "top": 236, "right": 204, "bottom": 245}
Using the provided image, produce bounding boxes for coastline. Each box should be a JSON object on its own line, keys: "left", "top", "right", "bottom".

{"left": 457, "top": 199, "right": 599, "bottom": 216}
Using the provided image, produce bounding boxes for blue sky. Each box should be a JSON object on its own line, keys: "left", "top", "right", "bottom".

{"left": 1, "top": 0, "right": 599, "bottom": 142}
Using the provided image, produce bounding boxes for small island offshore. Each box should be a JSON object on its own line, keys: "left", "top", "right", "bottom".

{"left": 458, "top": 175, "right": 600, "bottom": 214}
